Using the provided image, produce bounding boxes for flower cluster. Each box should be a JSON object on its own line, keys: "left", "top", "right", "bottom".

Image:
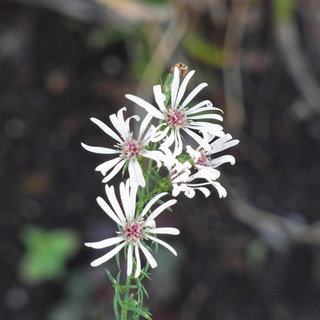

{"left": 82, "top": 63, "right": 239, "bottom": 319}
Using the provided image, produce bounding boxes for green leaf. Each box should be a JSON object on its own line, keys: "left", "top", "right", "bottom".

{"left": 106, "top": 269, "right": 116, "bottom": 284}
{"left": 113, "top": 292, "right": 121, "bottom": 320}
{"left": 273, "top": 0, "right": 294, "bottom": 23}
{"left": 183, "top": 32, "right": 223, "bottom": 67}
{"left": 19, "top": 226, "right": 80, "bottom": 285}
{"left": 177, "top": 154, "right": 191, "bottom": 163}
{"left": 128, "top": 305, "right": 152, "bottom": 320}
{"left": 122, "top": 160, "right": 129, "bottom": 177}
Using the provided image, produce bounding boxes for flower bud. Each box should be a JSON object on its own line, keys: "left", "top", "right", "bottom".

{"left": 170, "top": 62, "right": 188, "bottom": 78}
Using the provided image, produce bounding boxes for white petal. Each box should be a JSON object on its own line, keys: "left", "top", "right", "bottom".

{"left": 105, "top": 185, "right": 126, "bottom": 223}
{"left": 90, "top": 241, "right": 126, "bottom": 267}
{"left": 191, "top": 167, "right": 220, "bottom": 180}
{"left": 181, "top": 83, "right": 208, "bottom": 108}
{"left": 146, "top": 234, "right": 177, "bottom": 256}
{"left": 186, "top": 105, "right": 222, "bottom": 115}
{"left": 143, "top": 219, "right": 156, "bottom": 228}
{"left": 147, "top": 227, "right": 180, "bottom": 235}
{"left": 125, "top": 94, "right": 164, "bottom": 119}
{"left": 184, "top": 187, "right": 196, "bottom": 198}
{"left": 138, "top": 113, "right": 153, "bottom": 140}
{"left": 188, "top": 123, "right": 224, "bottom": 137}
{"left": 173, "top": 129, "right": 183, "bottom": 156}
{"left": 175, "top": 70, "right": 195, "bottom": 107}
{"left": 127, "top": 243, "right": 133, "bottom": 276}
{"left": 90, "top": 117, "right": 122, "bottom": 144}
{"left": 128, "top": 159, "right": 145, "bottom": 188}
{"left": 188, "top": 121, "right": 223, "bottom": 132}
{"left": 210, "top": 139, "right": 240, "bottom": 154}
{"left": 142, "top": 150, "right": 164, "bottom": 167}
{"left": 101, "top": 159, "right": 126, "bottom": 183}
{"left": 120, "top": 181, "right": 131, "bottom": 220}
{"left": 188, "top": 113, "right": 223, "bottom": 121}
{"left": 125, "top": 115, "right": 140, "bottom": 134}
{"left": 171, "top": 67, "right": 180, "bottom": 108}
{"left": 138, "top": 242, "right": 157, "bottom": 268}
{"left": 211, "top": 181, "right": 227, "bottom": 198}
{"left": 182, "top": 128, "right": 211, "bottom": 151}
{"left": 138, "top": 192, "right": 168, "bottom": 220}
{"left": 85, "top": 236, "right": 124, "bottom": 249}
{"left": 160, "top": 129, "right": 175, "bottom": 150}
{"left": 109, "top": 108, "right": 129, "bottom": 141}
{"left": 96, "top": 196, "right": 122, "bottom": 225}
{"left": 195, "top": 187, "right": 211, "bottom": 197}
{"left": 149, "top": 125, "right": 169, "bottom": 143}
{"left": 81, "top": 143, "right": 120, "bottom": 154}
{"left": 172, "top": 185, "right": 181, "bottom": 197}
{"left": 96, "top": 157, "right": 122, "bottom": 176}
{"left": 146, "top": 199, "right": 177, "bottom": 222}
{"left": 153, "top": 85, "right": 167, "bottom": 113}
{"left": 210, "top": 155, "right": 236, "bottom": 168}
{"left": 184, "top": 100, "right": 222, "bottom": 114}
{"left": 134, "top": 244, "right": 141, "bottom": 278}
{"left": 129, "top": 179, "right": 138, "bottom": 219}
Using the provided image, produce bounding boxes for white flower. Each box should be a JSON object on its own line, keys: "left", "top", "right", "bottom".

{"left": 125, "top": 67, "right": 224, "bottom": 156}
{"left": 81, "top": 107, "right": 165, "bottom": 187}
{"left": 186, "top": 133, "right": 240, "bottom": 172}
{"left": 161, "top": 147, "right": 226, "bottom": 198}
{"left": 85, "top": 179, "right": 179, "bottom": 277}
{"left": 168, "top": 159, "right": 226, "bottom": 198}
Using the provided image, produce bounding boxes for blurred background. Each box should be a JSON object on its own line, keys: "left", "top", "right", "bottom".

{"left": 2, "top": 0, "right": 320, "bottom": 319}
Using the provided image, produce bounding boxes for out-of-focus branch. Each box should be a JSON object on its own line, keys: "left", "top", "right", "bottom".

{"left": 227, "top": 181, "right": 320, "bottom": 249}
{"left": 221, "top": 0, "right": 248, "bottom": 132}
{"left": 137, "top": 9, "right": 188, "bottom": 87}
{"left": 273, "top": 1, "right": 320, "bottom": 116}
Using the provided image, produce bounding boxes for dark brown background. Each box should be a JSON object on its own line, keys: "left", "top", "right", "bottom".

{"left": 2, "top": 1, "right": 320, "bottom": 319}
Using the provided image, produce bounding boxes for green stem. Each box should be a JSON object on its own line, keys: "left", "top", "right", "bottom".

{"left": 120, "top": 275, "right": 131, "bottom": 320}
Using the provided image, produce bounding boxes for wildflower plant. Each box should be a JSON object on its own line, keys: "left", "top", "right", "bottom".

{"left": 82, "top": 62, "right": 239, "bottom": 320}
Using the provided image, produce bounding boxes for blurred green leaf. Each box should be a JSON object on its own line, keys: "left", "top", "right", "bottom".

{"left": 86, "top": 28, "right": 124, "bottom": 48}
{"left": 183, "top": 32, "right": 223, "bottom": 67}
{"left": 273, "top": 0, "right": 294, "bottom": 23}
{"left": 246, "top": 239, "right": 269, "bottom": 270}
{"left": 20, "top": 226, "right": 80, "bottom": 285}
{"left": 130, "top": 27, "right": 153, "bottom": 79}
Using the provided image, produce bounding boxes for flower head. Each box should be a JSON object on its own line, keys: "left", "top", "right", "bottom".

{"left": 168, "top": 159, "right": 226, "bottom": 198}
{"left": 160, "top": 146, "right": 225, "bottom": 198}
{"left": 187, "top": 133, "right": 240, "bottom": 172}
{"left": 126, "top": 67, "right": 224, "bottom": 156}
{"left": 85, "top": 179, "right": 179, "bottom": 277}
{"left": 81, "top": 107, "right": 165, "bottom": 187}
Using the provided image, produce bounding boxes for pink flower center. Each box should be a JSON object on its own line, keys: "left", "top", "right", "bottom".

{"left": 124, "top": 221, "right": 143, "bottom": 242}
{"left": 122, "top": 140, "right": 142, "bottom": 158}
{"left": 165, "top": 108, "right": 186, "bottom": 128}
{"left": 196, "top": 151, "right": 210, "bottom": 166}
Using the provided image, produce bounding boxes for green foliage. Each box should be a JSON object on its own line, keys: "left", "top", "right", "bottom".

{"left": 246, "top": 238, "right": 269, "bottom": 270}
{"left": 107, "top": 267, "right": 152, "bottom": 320}
{"left": 86, "top": 28, "right": 124, "bottom": 48}
{"left": 177, "top": 153, "right": 191, "bottom": 164}
{"left": 19, "top": 226, "right": 80, "bottom": 285}
{"left": 130, "top": 28, "right": 153, "bottom": 79}
{"left": 273, "top": 0, "right": 294, "bottom": 23}
{"left": 183, "top": 32, "right": 223, "bottom": 67}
